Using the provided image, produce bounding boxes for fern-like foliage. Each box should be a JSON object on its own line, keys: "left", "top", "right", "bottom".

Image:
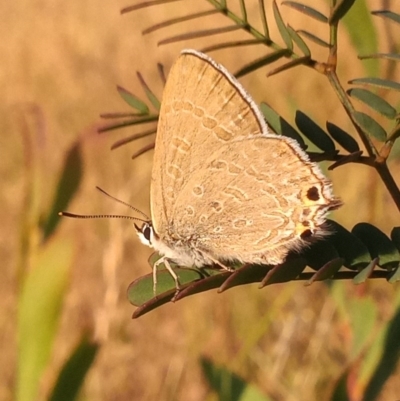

{"left": 128, "top": 221, "right": 400, "bottom": 318}
{"left": 96, "top": 0, "right": 400, "bottom": 314}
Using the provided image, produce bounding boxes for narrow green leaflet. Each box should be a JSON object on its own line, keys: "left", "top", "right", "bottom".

{"left": 110, "top": 128, "right": 156, "bottom": 150}
{"left": 357, "top": 326, "right": 386, "bottom": 397}
{"left": 117, "top": 85, "right": 149, "bottom": 114}
{"left": 258, "top": 0, "right": 269, "bottom": 38}
{"left": 273, "top": 0, "right": 293, "bottom": 51}
{"left": 259, "top": 103, "right": 307, "bottom": 148}
{"left": 359, "top": 53, "right": 400, "bottom": 62}
{"left": 286, "top": 25, "right": 311, "bottom": 57}
{"left": 282, "top": 1, "right": 328, "bottom": 22}
{"left": 330, "top": 0, "right": 357, "bottom": 24}
{"left": 142, "top": 10, "right": 222, "bottom": 35}
{"left": 121, "top": 0, "right": 183, "bottom": 14}
{"left": 327, "top": 220, "right": 370, "bottom": 270}
{"left": 267, "top": 56, "right": 311, "bottom": 77}
{"left": 349, "top": 77, "right": 400, "bottom": 92}
{"left": 137, "top": 72, "right": 161, "bottom": 111}
{"left": 302, "top": 240, "right": 339, "bottom": 271}
{"left": 352, "top": 223, "right": 400, "bottom": 269}
{"left": 329, "top": 369, "right": 351, "bottom": 401}
{"left": 353, "top": 260, "right": 379, "bottom": 284}
{"left": 372, "top": 10, "right": 400, "bottom": 26}
{"left": 347, "top": 88, "right": 396, "bottom": 119}
{"left": 17, "top": 239, "right": 73, "bottom": 401}
{"left": 49, "top": 337, "right": 99, "bottom": 401}
{"left": 326, "top": 122, "right": 360, "bottom": 153}
{"left": 42, "top": 141, "right": 83, "bottom": 240}
{"left": 201, "top": 358, "right": 272, "bottom": 401}
{"left": 158, "top": 25, "right": 242, "bottom": 46}
{"left": 295, "top": 111, "right": 336, "bottom": 152}
{"left": 352, "top": 111, "right": 387, "bottom": 141}
{"left": 239, "top": 0, "right": 248, "bottom": 23}
{"left": 307, "top": 258, "right": 344, "bottom": 284}
{"left": 98, "top": 115, "right": 159, "bottom": 133}
{"left": 392, "top": 227, "right": 400, "bottom": 251}
{"left": 235, "top": 49, "right": 289, "bottom": 78}
{"left": 390, "top": 227, "right": 400, "bottom": 283}
{"left": 343, "top": 0, "right": 378, "bottom": 76}
{"left": 363, "top": 307, "right": 400, "bottom": 401}
{"left": 349, "top": 297, "right": 378, "bottom": 360}
{"left": 297, "top": 30, "right": 330, "bottom": 47}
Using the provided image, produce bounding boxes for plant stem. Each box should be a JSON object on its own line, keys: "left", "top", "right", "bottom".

{"left": 374, "top": 162, "right": 400, "bottom": 211}
{"left": 326, "top": 70, "right": 377, "bottom": 158}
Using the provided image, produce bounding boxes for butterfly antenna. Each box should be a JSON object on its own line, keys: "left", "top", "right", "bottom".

{"left": 58, "top": 211, "right": 147, "bottom": 223}
{"left": 95, "top": 186, "right": 150, "bottom": 220}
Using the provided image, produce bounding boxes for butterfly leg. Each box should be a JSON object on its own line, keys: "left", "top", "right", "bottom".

{"left": 198, "top": 250, "right": 235, "bottom": 272}
{"left": 214, "top": 260, "right": 235, "bottom": 273}
{"left": 152, "top": 256, "right": 181, "bottom": 295}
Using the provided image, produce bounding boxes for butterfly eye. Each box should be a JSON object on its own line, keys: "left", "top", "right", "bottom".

{"left": 143, "top": 224, "right": 152, "bottom": 243}
{"left": 134, "top": 222, "right": 154, "bottom": 247}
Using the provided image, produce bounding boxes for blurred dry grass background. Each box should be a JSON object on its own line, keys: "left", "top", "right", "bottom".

{"left": 2, "top": 0, "right": 400, "bottom": 400}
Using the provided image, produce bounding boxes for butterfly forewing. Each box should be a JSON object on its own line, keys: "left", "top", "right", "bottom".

{"left": 151, "top": 50, "right": 274, "bottom": 234}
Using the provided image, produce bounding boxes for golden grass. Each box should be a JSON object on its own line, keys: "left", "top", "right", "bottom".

{"left": 2, "top": 1, "right": 400, "bottom": 400}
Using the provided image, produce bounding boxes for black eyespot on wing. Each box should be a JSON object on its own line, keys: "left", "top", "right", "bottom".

{"left": 307, "top": 186, "right": 320, "bottom": 201}
{"left": 300, "top": 229, "right": 313, "bottom": 239}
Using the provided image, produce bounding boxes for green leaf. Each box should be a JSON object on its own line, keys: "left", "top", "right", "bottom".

{"left": 327, "top": 220, "right": 370, "bottom": 270}
{"left": 372, "top": 10, "right": 400, "bottom": 26}
{"left": 391, "top": 227, "right": 400, "bottom": 251}
{"left": 388, "top": 267, "right": 400, "bottom": 284}
{"left": 363, "top": 307, "right": 400, "bottom": 401}
{"left": 329, "top": 369, "right": 351, "bottom": 401}
{"left": 295, "top": 111, "right": 336, "bottom": 152}
{"left": 137, "top": 72, "right": 161, "bottom": 111}
{"left": 201, "top": 358, "right": 272, "bottom": 401}
{"left": 326, "top": 122, "right": 360, "bottom": 153}
{"left": 16, "top": 239, "right": 73, "bottom": 401}
{"left": 329, "top": 0, "right": 357, "bottom": 24}
{"left": 110, "top": 128, "right": 157, "bottom": 150}
{"left": 42, "top": 141, "right": 83, "bottom": 240}
{"left": 282, "top": 1, "right": 328, "bottom": 22}
{"left": 347, "top": 88, "right": 396, "bottom": 119}
{"left": 359, "top": 53, "right": 400, "bottom": 62}
{"left": 235, "top": 49, "right": 289, "bottom": 78}
{"left": 297, "top": 30, "right": 330, "bottom": 47}
{"left": 127, "top": 268, "right": 205, "bottom": 306}
{"left": 49, "top": 336, "right": 99, "bottom": 401}
{"left": 117, "top": 85, "right": 149, "bottom": 114}
{"left": 272, "top": 0, "right": 293, "bottom": 51}
{"left": 262, "top": 259, "right": 307, "bottom": 287}
{"left": 349, "top": 77, "right": 400, "bottom": 92}
{"left": 352, "top": 223, "right": 400, "bottom": 269}
{"left": 352, "top": 111, "right": 387, "bottom": 141}
{"left": 357, "top": 326, "right": 386, "bottom": 394}
{"left": 98, "top": 114, "right": 159, "bottom": 133}
{"left": 306, "top": 258, "right": 344, "bottom": 284}
{"left": 342, "top": 1, "right": 378, "bottom": 76}
{"left": 353, "top": 260, "right": 378, "bottom": 284}
{"left": 349, "top": 298, "right": 377, "bottom": 360}
{"left": 302, "top": 240, "right": 340, "bottom": 271}
{"left": 259, "top": 103, "right": 307, "bottom": 148}
{"left": 267, "top": 56, "right": 312, "bottom": 77}
{"left": 286, "top": 25, "right": 311, "bottom": 57}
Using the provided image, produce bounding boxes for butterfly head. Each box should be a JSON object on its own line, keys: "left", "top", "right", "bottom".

{"left": 135, "top": 221, "right": 156, "bottom": 248}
